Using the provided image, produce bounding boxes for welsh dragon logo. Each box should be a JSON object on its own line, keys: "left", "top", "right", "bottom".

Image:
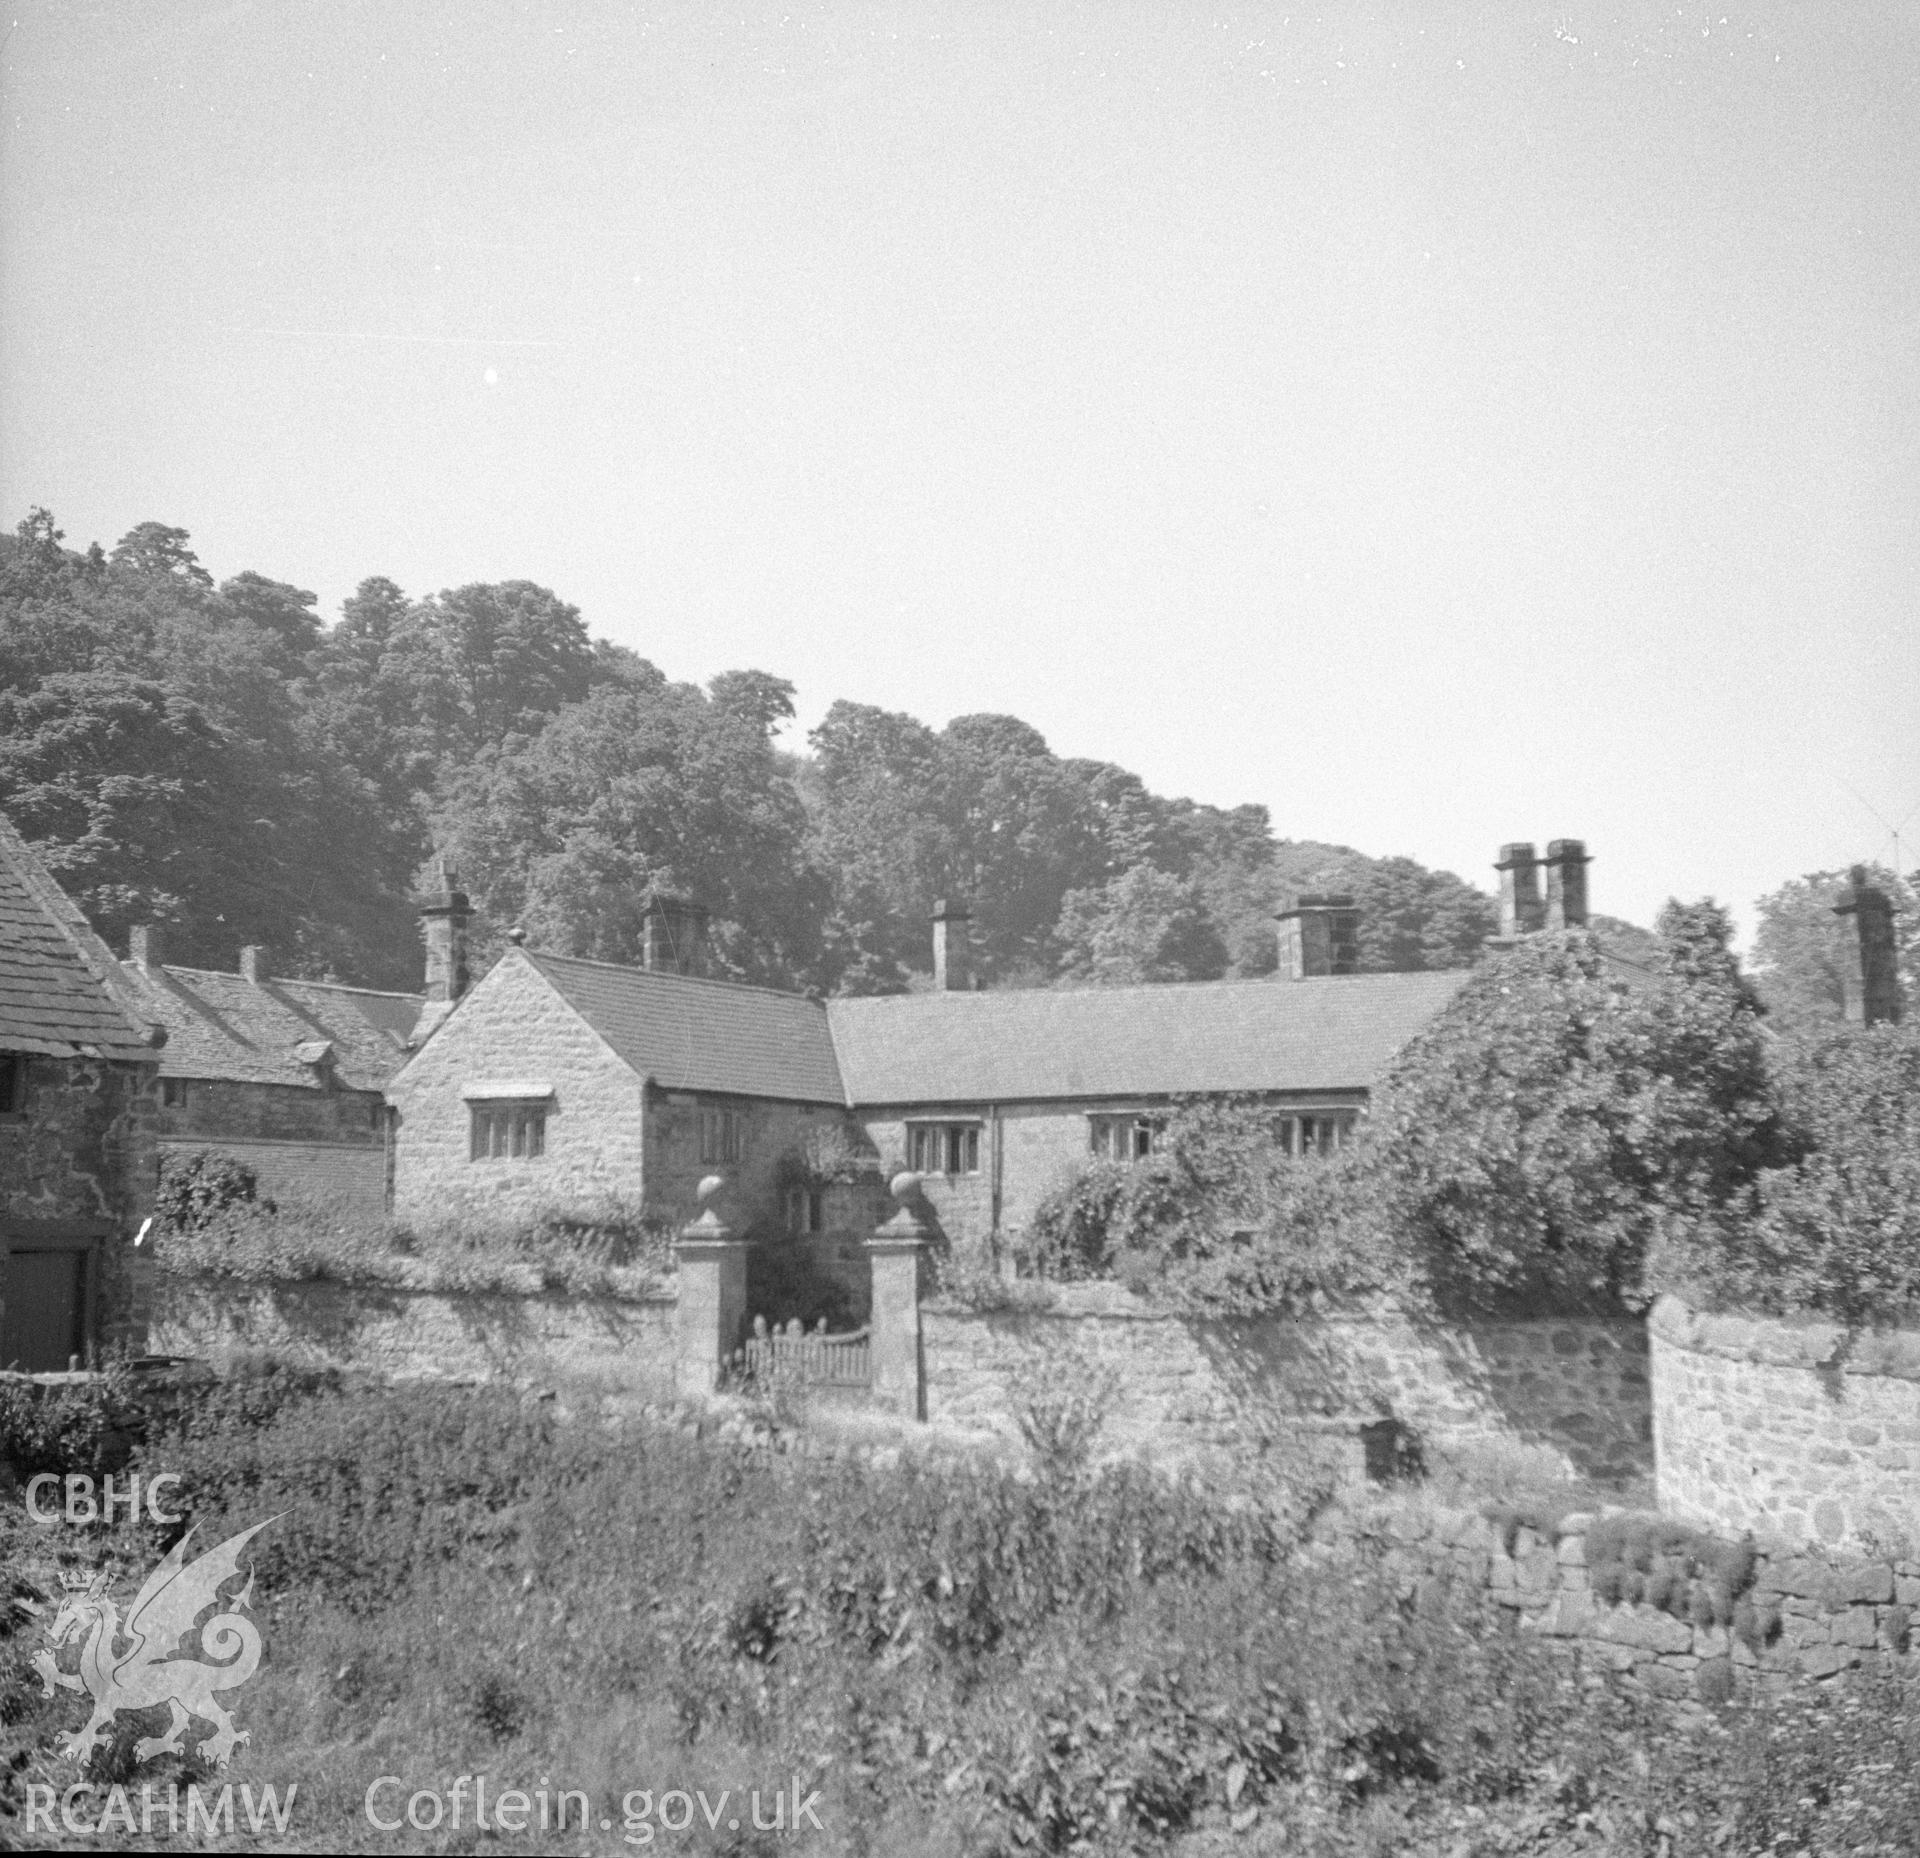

{"left": 31, "top": 1519, "right": 276, "bottom": 1768}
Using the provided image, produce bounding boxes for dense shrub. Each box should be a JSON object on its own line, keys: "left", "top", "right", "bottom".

{"left": 0, "top": 1375, "right": 132, "bottom": 1480}
{"left": 1368, "top": 907, "right": 1783, "bottom": 1314}
{"left": 1652, "top": 1021, "right": 1920, "bottom": 1326}
{"left": 1023, "top": 1156, "right": 1135, "bottom": 1278}
{"left": 153, "top": 1147, "right": 273, "bottom": 1231}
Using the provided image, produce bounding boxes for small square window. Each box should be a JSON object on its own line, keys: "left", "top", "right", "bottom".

{"left": 160, "top": 1078, "right": 188, "bottom": 1110}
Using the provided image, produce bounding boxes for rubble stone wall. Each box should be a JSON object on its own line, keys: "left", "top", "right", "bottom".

{"left": 1375, "top": 1506, "right": 1920, "bottom": 1702}
{"left": 922, "top": 1285, "right": 1653, "bottom": 1486}
{"left": 1650, "top": 1294, "right": 1920, "bottom": 1551}
{"left": 150, "top": 1272, "right": 676, "bottom": 1398}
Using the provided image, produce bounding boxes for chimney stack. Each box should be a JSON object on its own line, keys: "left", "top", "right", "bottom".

{"left": 129, "top": 924, "right": 165, "bottom": 970}
{"left": 1495, "top": 843, "right": 1545, "bottom": 940}
{"left": 1834, "top": 866, "right": 1902, "bottom": 1026}
{"left": 239, "top": 944, "right": 271, "bottom": 984}
{"left": 1543, "top": 840, "right": 1591, "bottom": 931}
{"left": 1275, "top": 893, "right": 1360, "bottom": 979}
{"left": 932, "top": 898, "right": 972, "bottom": 991}
{"left": 420, "top": 863, "right": 473, "bottom": 1003}
{"left": 642, "top": 894, "right": 710, "bottom": 977}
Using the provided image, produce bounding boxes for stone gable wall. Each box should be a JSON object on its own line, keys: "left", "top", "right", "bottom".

{"left": 1651, "top": 1294, "right": 1920, "bottom": 1552}
{"left": 388, "top": 955, "right": 646, "bottom": 1224}
{"left": 922, "top": 1286, "right": 1652, "bottom": 1485}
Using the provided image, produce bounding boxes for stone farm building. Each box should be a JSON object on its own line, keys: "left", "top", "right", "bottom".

{"left": 0, "top": 815, "right": 161, "bottom": 1372}
{"left": 111, "top": 873, "right": 475, "bottom": 1223}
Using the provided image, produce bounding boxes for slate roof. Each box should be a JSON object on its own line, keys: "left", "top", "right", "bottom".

{"left": 825, "top": 969, "right": 1470, "bottom": 1106}
{"left": 120, "top": 966, "right": 423, "bottom": 1092}
{"left": 527, "top": 952, "right": 846, "bottom": 1104}
{"left": 0, "top": 815, "right": 159, "bottom": 1063}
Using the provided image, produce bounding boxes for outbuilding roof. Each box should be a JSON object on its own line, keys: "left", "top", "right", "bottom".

{"left": 527, "top": 951, "right": 847, "bottom": 1104}
{"left": 0, "top": 815, "right": 160, "bottom": 1063}
{"left": 121, "top": 966, "right": 423, "bottom": 1092}
{"left": 825, "top": 969, "right": 1469, "bottom": 1105}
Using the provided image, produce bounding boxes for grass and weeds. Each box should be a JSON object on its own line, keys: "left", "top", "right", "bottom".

{"left": 155, "top": 1151, "right": 675, "bottom": 1302}
{"left": 4, "top": 1376, "right": 1918, "bottom": 1853}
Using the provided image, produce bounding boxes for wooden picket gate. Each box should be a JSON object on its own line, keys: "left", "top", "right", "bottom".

{"left": 739, "top": 1317, "right": 872, "bottom": 1388}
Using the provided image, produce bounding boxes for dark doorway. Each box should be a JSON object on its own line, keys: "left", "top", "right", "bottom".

{"left": 2, "top": 1248, "right": 88, "bottom": 1372}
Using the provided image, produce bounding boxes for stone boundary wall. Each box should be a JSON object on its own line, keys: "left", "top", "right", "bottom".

{"left": 1366, "top": 1506, "right": 1920, "bottom": 1701}
{"left": 1650, "top": 1294, "right": 1920, "bottom": 1551}
{"left": 922, "top": 1286, "right": 1652, "bottom": 1487}
{"left": 150, "top": 1273, "right": 677, "bottom": 1399}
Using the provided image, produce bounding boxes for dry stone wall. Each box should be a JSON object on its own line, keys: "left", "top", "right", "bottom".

{"left": 152, "top": 1273, "right": 676, "bottom": 1399}
{"left": 1369, "top": 1506, "right": 1920, "bottom": 1702}
{"left": 1650, "top": 1294, "right": 1920, "bottom": 1551}
{"left": 922, "top": 1285, "right": 1652, "bottom": 1486}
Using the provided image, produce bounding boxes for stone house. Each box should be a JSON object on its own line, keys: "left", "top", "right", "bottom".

{"left": 0, "top": 815, "right": 164, "bottom": 1371}
{"left": 384, "top": 865, "right": 1553, "bottom": 1255}
{"left": 114, "top": 873, "right": 473, "bottom": 1221}
{"left": 827, "top": 950, "right": 1465, "bottom": 1246}
{"left": 387, "top": 938, "right": 851, "bottom": 1233}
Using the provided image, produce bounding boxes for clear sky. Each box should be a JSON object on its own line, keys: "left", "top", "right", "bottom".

{"left": 4, "top": 2, "right": 1915, "bottom": 936}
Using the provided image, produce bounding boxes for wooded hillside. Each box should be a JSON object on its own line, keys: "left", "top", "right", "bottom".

{"left": 0, "top": 509, "right": 1499, "bottom": 993}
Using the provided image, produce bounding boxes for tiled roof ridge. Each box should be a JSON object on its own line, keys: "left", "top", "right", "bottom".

{"left": 526, "top": 947, "right": 829, "bottom": 1010}
{"left": 146, "top": 964, "right": 424, "bottom": 1004}
{"left": 835, "top": 966, "right": 1470, "bottom": 1006}
{"left": 0, "top": 812, "right": 160, "bottom": 1050}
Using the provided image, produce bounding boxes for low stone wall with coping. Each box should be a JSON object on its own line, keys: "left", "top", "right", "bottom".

{"left": 922, "top": 1285, "right": 1653, "bottom": 1488}
{"left": 150, "top": 1272, "right": 678, "bottom": 1398}
{"left": 1650, "top": 1294, "right": 1920, "bottom": 1551}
